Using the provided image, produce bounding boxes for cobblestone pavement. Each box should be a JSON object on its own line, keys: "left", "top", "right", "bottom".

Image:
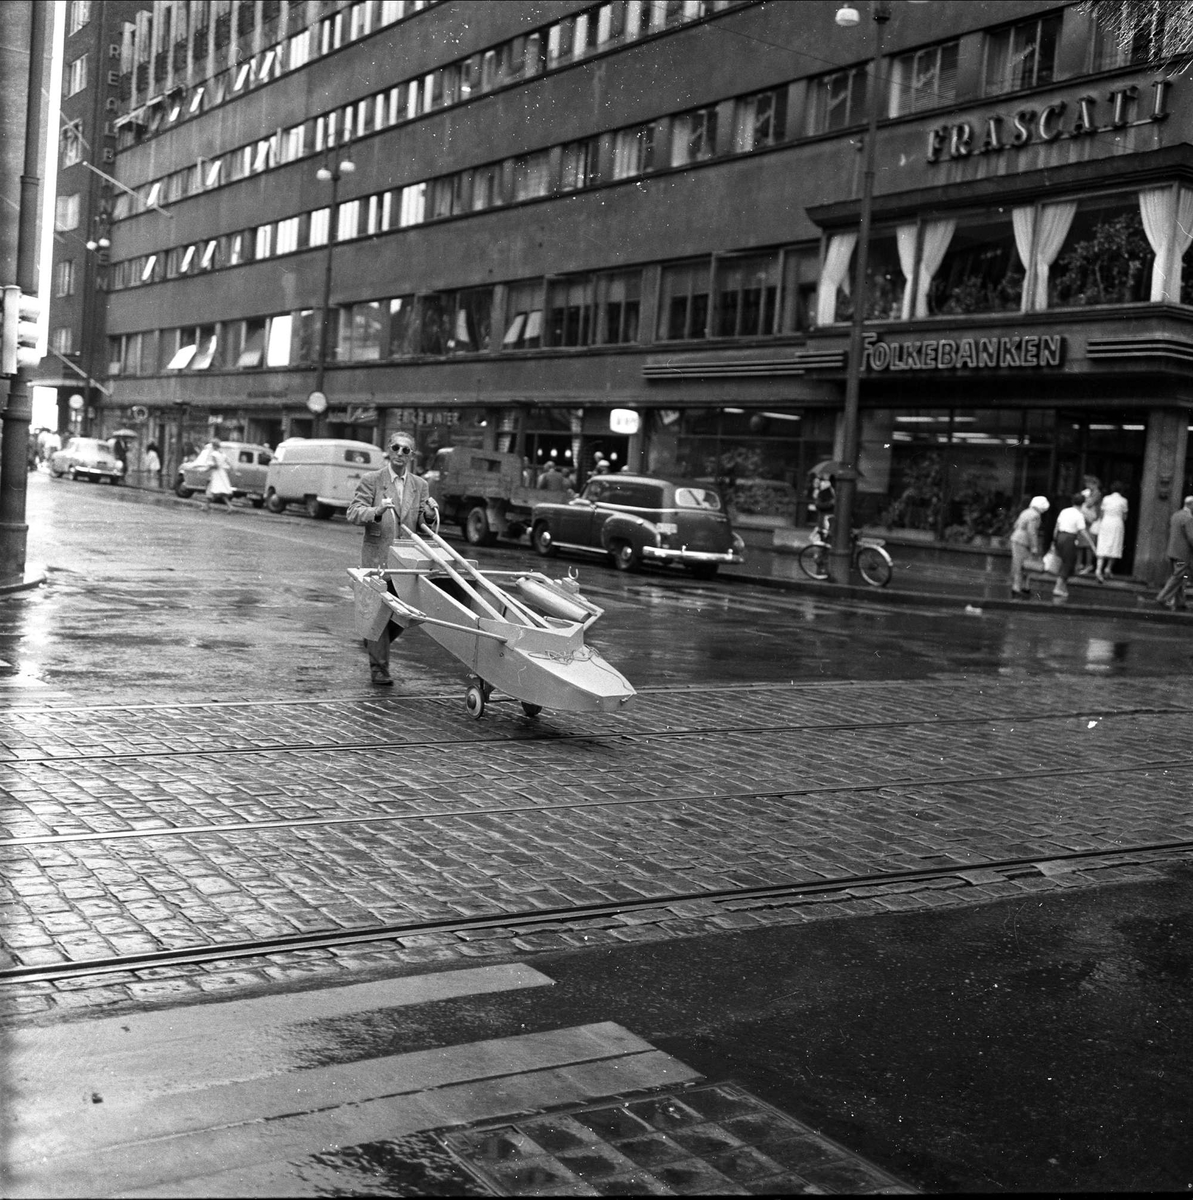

{"left": 2, "top": 674, "right": 1190, "bottom": 1021}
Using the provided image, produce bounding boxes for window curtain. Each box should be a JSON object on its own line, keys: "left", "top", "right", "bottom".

{"left": 816, "top": 231, "right": 857, "bottom": 326}
{"left": 1014, "top": 201, "right": 1076, "bottom": 310}
{"left": 1139, "top": 185, "right": 1193, "bottom": 302}
{"left": 895, "top": 224, "right": 918, "bottom": 320}
{"left": 915, "top": 219, "right": 956, "bottom": 318}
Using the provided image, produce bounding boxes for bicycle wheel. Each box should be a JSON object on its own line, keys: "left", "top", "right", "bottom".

{"left": 798, "top": 543, "right": 829, "bottom": 581}
{"left": 856, "top": 545, "right": 893, "bottom": 588}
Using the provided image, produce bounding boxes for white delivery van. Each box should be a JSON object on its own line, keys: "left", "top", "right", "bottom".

{"left": 263, "top": 438, "right": 380, "bottom": 519}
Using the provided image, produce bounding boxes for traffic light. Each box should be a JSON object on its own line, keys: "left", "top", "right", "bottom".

{"left": 1, "top": 286, "right": 43, "bottom": 376}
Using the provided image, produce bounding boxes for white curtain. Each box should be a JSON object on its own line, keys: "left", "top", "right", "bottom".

{"left": 1030, "top": 201, "right": 1077, "bottom": 311}
{"left": 895, "top": 224, "right": 918, "bottom": 320}
{"left": 1012, "top": 206, "right": 1036, "bottom": 312}
{"left": 1139, "top": 185, "right": 1193, "bottom": 302}
{"left": 914, "top": 219, "right": 956, "bottom": 318}
{"left": 816, "top": 231, "right": 858, "bottom": 326}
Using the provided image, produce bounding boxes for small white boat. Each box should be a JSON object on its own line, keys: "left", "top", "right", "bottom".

{"left": 348, "top": 524, "right": 636, "bottom": 719}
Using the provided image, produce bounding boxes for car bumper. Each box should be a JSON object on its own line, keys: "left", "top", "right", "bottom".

{"left": 641, "top": 546, "right": 744, "bottom": 565}
{"left": 74, "top": 466, "right": 122, "bottom": 478}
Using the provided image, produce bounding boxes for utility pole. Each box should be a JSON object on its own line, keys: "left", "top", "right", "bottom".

{"left": 0, "top": 1, "right": 51, "bottom": 585}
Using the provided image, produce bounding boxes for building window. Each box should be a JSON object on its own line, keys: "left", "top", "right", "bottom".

{"left": 339, "top": 301, "right": 384, "bottom": 360}
{"left": 594, "top": 269, "right": 641, "bottom": 344}
{"left": 926, "top": 209, "right": 1024, "bottom": 316}
{"left": 670, "top": 105, "right": 719, "bottom": 166}
{"left": 547, "top": 276, "right": 594, "bottom": 346}
{"left": 658, "top": 260, "right": 711, "bottom": 340}
{"left": 165, "top": 333, "right": 199, "bottom": 370}
{"left": 255, "top": 224, "right": 273, "bottom": 260}
{"left": 715, "top": 253, "right": 781, "bottom": 337}
{"left": 808, "top": 64, "right": 868, "bottom": 133}
{"left": 61, "top": 127, "right": 83, "bottom": 167}
{"left": 511, "top": 150, "right": 552, "bottom": 202}
{"left": 276, "top": 217, "right": 300, "bottom": 254}
{"left": 192, "top": 326, "right": 219, "bottom": 370}
{"left": 200, "top": 239, "right": 219, "bottom": 269}
{"left": 65, "top": 55, "right": 88, "bottom": 96}
{"left": 611, "top": 123, "right": 655, "bottom": 180}
{"left": 309, "top": 208, "right": 330, "bottom": 247}
{"left": 399, "top": 183, "right": 426, "bottom": 227}
{"left": 265, "top": 315, "right": 292, "bottom": 366}
{"left": 733, "top": 86, "right": 788, "bottom": 152}
{"left": 469, "top": 163, "right": 503, "bottom": 211}
{"left": 50, "top": 327, "right": 74, "bottom": 355}
{"left": 502, "top": 281, "right": 544, "bottom": 349}
{"left": 560, "top": 138, "right": 599, "bottom": 192}
{"left": 54, "top": 260, "right": 76, "bottom": 297}
{"left": 237, "top": 318, "right": 268, "bottom": 367}
{"left": 69, "top": 1, "right": 91, "bottom": 34}
{"left": 984, "top": 12, "right": 1063, "bottom": 96}
{"left": 1092, "top": 5, "right": 1185, "bottom": 70}
{"left": 337, "top": 199, "right": 360, "bottom": 240}
{"left": 889, "top": 40, "right": 959, "bottom": 116}
{"left": 55, "top": 194, "right": 80, "bottom": 230}
{"left": 140, "top": 254, "right": 157, "bottom": 283}
{"left": 386, "top": 295, "right": 418, "bottom": 357}
{"left": 1048, "top": 194, "right": 1152, "bottom": 308}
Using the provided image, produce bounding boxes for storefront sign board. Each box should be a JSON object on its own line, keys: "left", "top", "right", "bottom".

{"left": 862, "top": 332, "right": 1064, "bottom": 372}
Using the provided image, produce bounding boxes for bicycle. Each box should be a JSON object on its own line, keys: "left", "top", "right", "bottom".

{"left": 797, "top": 527, "right": 893, "bottom": 588}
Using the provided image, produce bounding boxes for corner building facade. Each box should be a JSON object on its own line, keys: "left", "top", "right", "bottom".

{"left": 102, "top": 0, "right": 1193, "bottom": 582}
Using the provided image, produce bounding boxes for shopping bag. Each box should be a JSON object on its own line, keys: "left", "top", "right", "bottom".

{"left": 1024, "top": 555, "right": 1046, "bottom": 573}
{"left": 1042, "top": 550, "right": 1063, "bottom": 575}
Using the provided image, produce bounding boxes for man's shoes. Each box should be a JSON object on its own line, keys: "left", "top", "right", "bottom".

{"left": 370, "top": 669, "right": 393, "bottom": 687}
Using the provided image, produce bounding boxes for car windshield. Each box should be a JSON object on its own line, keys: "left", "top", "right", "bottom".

{"left": 675, "top": 487, "right": 722, "bottom": 511}
{"left": 72, "top": 440, "right": 108, "bottom": 455}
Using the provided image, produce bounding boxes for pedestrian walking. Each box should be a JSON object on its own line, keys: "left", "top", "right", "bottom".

{"left": 197, "top": 439, "right": 235, "bottom": 513}
{"left": 537, "top": 460, "right": 567, "bottom": 492}
{"left": 1076, "top": 477, "right": 1102, "bottom": 575}
{"left": 346, "top": 430, "right": 439, "bottom": 686}
{"left": 1009, "top": 495, "right": 1050, "bottom": 599}
{"left": 1051, "top": 492, "right": 1097, "bottom": 604}
{"left": 1155, "top": 495, "right": 1193, "bottom": 611}
{"left": 142, "top": 442, "right": 161, "bottom": 486}
{"left": 1095, "top": 481, "right": 1128, "bottom": 582}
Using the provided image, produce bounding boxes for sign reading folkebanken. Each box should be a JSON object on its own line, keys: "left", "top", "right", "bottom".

{"left": 861, "top": 332, "right": 1065, "bottom": 372}
{"left": 926, "top": 79, "right": 1172, "bottom": 163}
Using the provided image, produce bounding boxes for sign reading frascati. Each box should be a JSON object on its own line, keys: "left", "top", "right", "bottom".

{"left": 862, "top": 332, "right": 1064, "bottom": 372}
{"left": 927, "top": 79, "right": 1172, "bottom": 163}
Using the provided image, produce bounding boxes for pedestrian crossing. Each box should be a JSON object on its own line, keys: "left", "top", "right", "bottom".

{"left": 4, "top": 963, "right": 912, "bottom": 1197}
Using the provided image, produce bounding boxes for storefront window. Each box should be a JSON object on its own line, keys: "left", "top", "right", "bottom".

{"left": 834, "top": 231, "right": 905, "bottom": 322}
{"left": 928, "top": 209, "right": 1024, "bottom": 315}
{"left": 1048, "top": 196, "right": 1152, "bottom": 307}
{"left": 661, "top": 407, "right": 835, "bottom": 529}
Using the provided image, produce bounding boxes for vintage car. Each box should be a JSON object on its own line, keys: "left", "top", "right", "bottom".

{"left": 174, "top": 441, "right": 273, "bottom": 504}
{"left": 48, "top": 437, "right": 125, "bottom": 484}
{"left": 530, "top": 473, "right": 745, "bottom": 578}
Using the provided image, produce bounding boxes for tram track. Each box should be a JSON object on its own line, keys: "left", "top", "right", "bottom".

{"left": 1, "top": 704, "right": 1189, "bottom": 767}
{"left": 4, "top": 837, "right": 1190, "bottom": 987}
{"left": 2, "top": 754, "right": 1190, "bottom": 850}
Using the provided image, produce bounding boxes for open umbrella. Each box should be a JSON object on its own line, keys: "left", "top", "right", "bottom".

{"left": 109, "top": 428, "right": 139, "bottom": 438}
{"left": 809, "top": 459, "right": 858, "bottom": 479}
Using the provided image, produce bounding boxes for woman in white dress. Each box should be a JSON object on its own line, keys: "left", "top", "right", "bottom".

{"left": 199, "top": 439, "right": 235, "bottom": 513}
{"left": 1095, "top": 481, "right": 1128, "bottom": 581}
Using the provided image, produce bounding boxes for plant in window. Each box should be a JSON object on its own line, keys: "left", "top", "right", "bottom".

{"left": 881, "top": 452, "right": 943, "bottom": 532}
{"left": 1049, "top": 211, "right": 1151, "bottom": 307}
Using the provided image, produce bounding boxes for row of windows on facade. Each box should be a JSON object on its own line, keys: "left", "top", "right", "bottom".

{"left": 816, "top": 184, "right": 1193, "bottom": 323}
{"left": 104, "top": 79, "right": 793, "bottom": 289}
{"left": 105, "top": 247, "right": 821, "bottom": 375}
{"left": 118, "top": 0, "right": 434, "bottom": 128}
{"left": 112, "top": 6, "right": 1157, "bottom": 222}
{"left": 115, "top": 0, "right": 733, "bottom": 157}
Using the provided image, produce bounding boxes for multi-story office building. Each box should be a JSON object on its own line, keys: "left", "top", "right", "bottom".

{"left": 100, "top": 0, "right": 1193, "bottom": 581}
{"left": 35, "top": 0, "right": 150, "bottom": 433}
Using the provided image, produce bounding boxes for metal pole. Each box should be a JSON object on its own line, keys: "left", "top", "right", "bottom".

{"left": 0, "top": 0, "right": 49, "bottom": 583}
{"left": 313, "top": 171, "right": 338, "bottom": 438}
{"left": 829, "top": 1, "right": 890, "bottom": 585}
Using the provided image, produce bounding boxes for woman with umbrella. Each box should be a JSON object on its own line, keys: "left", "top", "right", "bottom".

{"left": 808, "top": 460, "right": 844, "bottom": 541}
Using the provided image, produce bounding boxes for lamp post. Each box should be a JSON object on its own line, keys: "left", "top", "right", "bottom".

{"left": 81, "top": 214, "right": 111, "bottom": 439}
{"left": 311, "top": 151, "right": 355, "bottom": 437}
{"left": 829, "top": 0, "right": 891, "bottom": 584}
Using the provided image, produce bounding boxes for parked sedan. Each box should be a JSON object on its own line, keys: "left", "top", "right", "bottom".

{"left": 531, "top": 473, "right": 745, "bottom": 578}
{"left": 48, "top": 438, "right": 125, "bottom": 484}
{"left": 174, "top": 442, "right": 272, "bottom": 504}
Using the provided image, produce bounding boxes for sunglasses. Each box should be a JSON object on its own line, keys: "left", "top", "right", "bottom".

{"left": 388, "top": 445, "right": 413, "bottom": 455}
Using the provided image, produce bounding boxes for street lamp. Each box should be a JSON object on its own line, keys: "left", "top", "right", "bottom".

{"left": 829, "top": 0, "right": 891, "bottom": 584}
{"left": 311, "top": 152, "right": 355, "bottom": 437}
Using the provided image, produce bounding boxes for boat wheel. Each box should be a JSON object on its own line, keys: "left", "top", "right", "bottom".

{"left": 521, "top": 702, "right": 543, "bottom": 718}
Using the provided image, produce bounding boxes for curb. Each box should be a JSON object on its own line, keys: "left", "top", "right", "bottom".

{"left": 0, "top": 567, "right": 47, "bottom": 596}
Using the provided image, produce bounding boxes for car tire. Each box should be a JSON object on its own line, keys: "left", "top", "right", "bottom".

{"left": 69, "top": 468, "right": 79, "bottom": 481}
{"left": 265, "top": 491, "right": 286, "bottom": 514}
{"left": 305, "top": 496, "right": 333, "bottom": 520}
{"left": 464, "top": 504, "right": 496, "bottom": 546}
{"left": 50, "top": 466, "right": 63, "bottom": 478}
{"left": 610, "top": 539, "right": 639, "bottom": 572}
{"left": 532, "top": 522, "right": 556, "bottom": 557}
{"left": 174, "top": 477, "right": 194, "bottom": 498}
{"left": 249, "top": 497, "right": 265, "bottom": 509}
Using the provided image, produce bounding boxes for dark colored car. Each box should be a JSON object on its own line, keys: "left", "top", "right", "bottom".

{"left": 530, "top": 473, "right": 745, "bottom": 578}
{"left": 175, "top": 441, "right": 273, "bottom": 504}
